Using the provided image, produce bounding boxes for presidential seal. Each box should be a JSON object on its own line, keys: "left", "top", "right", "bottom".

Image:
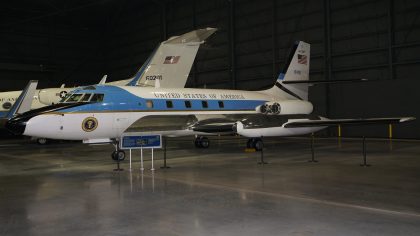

{"left": 82, "top": 117, "right": 98, "bottom": 132}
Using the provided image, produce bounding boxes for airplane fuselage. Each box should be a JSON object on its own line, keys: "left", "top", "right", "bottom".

{"left": 10, "top": 85, "right": 322, "bottom": 140}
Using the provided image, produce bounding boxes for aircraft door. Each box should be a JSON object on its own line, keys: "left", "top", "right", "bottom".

{"left": 113, "top": 115, "right": 130, "bottom": 136}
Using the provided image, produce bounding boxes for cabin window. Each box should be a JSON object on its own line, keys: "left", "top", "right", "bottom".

{"left": 166, "top": 100, "right": 173, "bottom": 108}
{"left": 90, "top": 94, "right": 104, "bottom": 102}
{"left": 201, "top": 101, "right": 208, "bottom": 108}
{"left": 185, "top": 101, "right": 191, "bottom": 108}
{"left": 218, "top": 101, "right": 224, "bottom": 108}
{"left": 146, "top": 100, "right": 154, "bottom": 108}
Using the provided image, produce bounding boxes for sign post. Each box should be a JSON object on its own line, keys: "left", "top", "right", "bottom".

{"left": 120, "top": 134, "right": 162, "bottom": 171}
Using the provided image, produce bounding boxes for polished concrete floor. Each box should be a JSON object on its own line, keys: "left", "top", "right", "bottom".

{"left": 1, "top": 136, "right": 420, "bottom": 236}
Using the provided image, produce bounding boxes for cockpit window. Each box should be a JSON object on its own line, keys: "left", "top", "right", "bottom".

{"left": 60, "top": 93, "right": 104, "bottom": 103}
{"left": 80, "top": 93, "right": 92, "bottom": 102}
{"left": 59, "top": 93, "right": 71, "bottom": 103}
{"left": 66, "top": 94, "right": 84, "bottom": 103}
{"left": 90, "top": 94, "right": 104, "bottom": 102}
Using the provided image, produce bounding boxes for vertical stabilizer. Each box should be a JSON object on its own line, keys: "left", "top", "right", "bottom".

{"left": 264, "top": 41, "right": 310, "bottom": 100}
{"left": 125, "top": 28, "right": 217, "bottom": 88}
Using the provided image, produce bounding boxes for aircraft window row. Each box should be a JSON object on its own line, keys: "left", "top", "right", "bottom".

{"left": 153, "top": 100, "right": 225, "bottom": 109}
{"left": 62, "top": 93, "right": 104, "bottom": 103}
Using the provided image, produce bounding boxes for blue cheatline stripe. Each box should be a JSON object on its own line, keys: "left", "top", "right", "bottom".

{"left": 59, "top": 98, "right": 266, "bottom": 113}
{"left": 126, "top": 46, "right": 159, "bottom": 86}
{"left": 59, "top": 86, "right": 267, "bottom": 113}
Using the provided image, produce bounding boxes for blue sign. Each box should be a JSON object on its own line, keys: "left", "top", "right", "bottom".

{"left": 120, "top": 134, "right": 162, "bottom": 149}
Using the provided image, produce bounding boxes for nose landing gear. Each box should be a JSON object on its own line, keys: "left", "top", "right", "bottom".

{"left": 111, "top": 141, "right": 125, "bottom": 171}
{"left": 111, "top": 150, "right": 126, "bottom": 161}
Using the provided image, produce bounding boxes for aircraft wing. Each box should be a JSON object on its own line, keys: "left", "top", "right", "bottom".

{"left": 284, "top": 117, "right": 415, "bottom": 128}
{"left": 123, "top": 114, "right": 415, "bottom": 137}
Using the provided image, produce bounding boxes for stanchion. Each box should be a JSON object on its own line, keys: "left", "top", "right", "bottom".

{"left": 161, "top": 137, "right": 170, "bottom": 169}
{"left": 129, "top": 149, "right": 132, "bottom": 171}
{"left": 308, "top": 133, "right": 318, "bottom": 163}
{"left": 388, "top": 124, "right": 393, "bottom": 151}
{"left": 151, "top": 148, "right": 155, "bottom": 171}
{"left": 140, "top": 146, "right": 144, "bottom": 171}
{"left": 360, "top": 136, "right": 371, "bottom": 167}
{"left": 258, "top": 137, "right": 268, "bottom": 165}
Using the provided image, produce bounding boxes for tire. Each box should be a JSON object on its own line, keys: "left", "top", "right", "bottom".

{"left": 37, "top": 138, "right": 48, "bottom": 145}
{"left": 199, "top": 137, "right": 210, "bottom": 148}
{"left": 253, "top": 138, "right": 263, "bottom": 151}
{"left": 246, "top": 139, "right": 253, "bottom": 148}
{"left": 194, "top": 137, "right": 210, "bottom": 148}
{"left": 116, "top": 150, "right": 125, "bottom": 161}
{"left": 111, "top": 151, "right": 118, "bottom": 161}
{"left": 194, "top": 138, "right": 202, "bottom": 148}
{"left": 111, "top": 150, "right": 125, "bottom": 161}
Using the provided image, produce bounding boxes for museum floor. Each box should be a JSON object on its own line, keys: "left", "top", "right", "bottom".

{"left": 1, "top": 137, "right": 420, "bottom": 236}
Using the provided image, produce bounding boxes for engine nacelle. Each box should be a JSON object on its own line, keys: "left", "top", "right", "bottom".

{"left": 38, "top": 88, "right": 72, "bottom": 105}
{"left": 256, "top": 100, "right": 313, "bottom": 115}
{"left": 235, "top": 118, "right": 326, "bottom": 137}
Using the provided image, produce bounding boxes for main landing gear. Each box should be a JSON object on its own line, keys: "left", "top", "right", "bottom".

{"left": 247, "top": 138, "right": 263, "bottom": 151}
{"left": 194, "top": 136, "right": 210, "bottom": 148}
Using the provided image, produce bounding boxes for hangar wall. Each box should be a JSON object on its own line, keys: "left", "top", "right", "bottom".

{"left": 105, "top": 0, "right": 420, "bottom": 138}
{"left": 1, "top": 0, "right": 419, "bottom": 138}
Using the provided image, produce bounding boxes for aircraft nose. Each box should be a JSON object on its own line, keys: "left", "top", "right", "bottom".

{"left": 5, "top": 119, "right": 26, "bottom": 135}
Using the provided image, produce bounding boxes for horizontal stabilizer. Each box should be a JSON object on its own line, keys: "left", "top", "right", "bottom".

{"left": 282, "top": 78, "right": 368, "bottom": 85}
{"left": 165, "top": 28, "right": 217, "bottom": 45}
{"left": 284, "top": 117, "right": 415, "bottom": 128}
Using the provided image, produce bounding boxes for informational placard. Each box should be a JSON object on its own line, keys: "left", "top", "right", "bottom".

{"left": 120, "top": 134, "right": 162, "bottom": 149}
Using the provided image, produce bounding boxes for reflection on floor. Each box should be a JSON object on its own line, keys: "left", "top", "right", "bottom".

{"left": 1, "top": 137, "right": 420, "bottom": 236}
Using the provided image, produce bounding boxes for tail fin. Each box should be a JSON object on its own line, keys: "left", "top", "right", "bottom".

{"left": 264, "top": 41, "right": 310, "bottom": 100}
{"left": 6, "top": 80, "right": 38, "bottom": 119}
{"left": 126, "top": 28, "right": 217, "bottom": 88}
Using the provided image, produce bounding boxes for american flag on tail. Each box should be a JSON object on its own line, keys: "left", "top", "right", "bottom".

{"left": 163, "top": 56, "right": 180, "bottom": 64}
{"left": 297, "top": 54, "right": 307, "bottom": 65}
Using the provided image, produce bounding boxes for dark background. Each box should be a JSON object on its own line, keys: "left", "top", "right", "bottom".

{"left": 0, "top": 0, "right": 419, "bottom": 138}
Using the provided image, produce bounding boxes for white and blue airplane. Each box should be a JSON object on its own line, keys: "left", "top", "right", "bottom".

{"left": 5, "top": 41, "right": 414, "bottom": 160}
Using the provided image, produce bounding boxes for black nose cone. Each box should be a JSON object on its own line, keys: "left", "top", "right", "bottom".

{"left": 5, "top": 119, "right": 26, "bottom": 135}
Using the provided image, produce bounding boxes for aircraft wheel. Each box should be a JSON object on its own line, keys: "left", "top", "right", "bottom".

{"left": 199, "top": 137, "right": 210, "bottom": 148}
{"left": 253, "top": 138, "right": 264, "bottom": 151}
{"left": 246, "top": 138, "right": 253, "bottom": 148}
{"left": 194, "top": 138, "right": 201, "bottom": 148}
{"left": 194, "top": 136, "right": 210, "bottom": 148}
{"left": 37, "top": 138, "right": 48, "bottom": 145}
{"left": 247, "top": 138, "right": 263, "bottom": 151}
{"left": 111, "top": 150, "right": 126, "bottom": 161}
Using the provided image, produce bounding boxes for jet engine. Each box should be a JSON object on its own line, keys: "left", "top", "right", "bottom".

{"left": 234, "top": 115, "right": 326, "bottom": 137}
{"left": 256, "top": 100, "right": 313, "bottom": 115}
